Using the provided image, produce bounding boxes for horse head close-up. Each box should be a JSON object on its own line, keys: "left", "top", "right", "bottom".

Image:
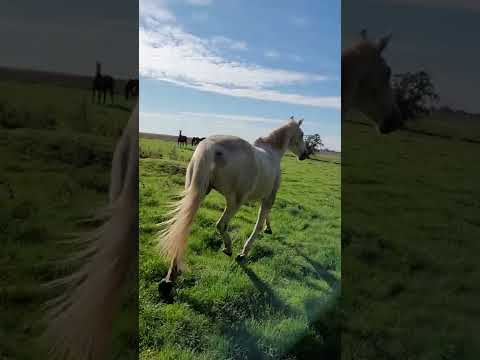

{"left": 342, "top": 30, "right": 402, "bottom": 134}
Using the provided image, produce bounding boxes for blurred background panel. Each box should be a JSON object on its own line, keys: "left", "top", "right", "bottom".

{"left": 0, "top": 1, "right": 138, "bottom": 359}
{"left": 342, "top": 1, "right": 480, "bottom": 359}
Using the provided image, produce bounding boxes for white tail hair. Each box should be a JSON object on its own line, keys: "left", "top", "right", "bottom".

{"left": 40, "top": 106, "right": 138, "bottom": 359}
{"left": 157, "top": 141, "right": 213, "bottom": 269}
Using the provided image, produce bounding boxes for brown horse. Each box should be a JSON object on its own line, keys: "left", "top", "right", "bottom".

{"left": 342, "top": 30, "right": 402, "bottom": 133}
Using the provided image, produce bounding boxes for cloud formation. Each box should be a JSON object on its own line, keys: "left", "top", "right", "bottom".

{"left": 139, "top": 1, "right": 340, "bottom": 109}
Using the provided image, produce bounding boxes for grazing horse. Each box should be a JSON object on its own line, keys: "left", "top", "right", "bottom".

{"left": 92, "top": 61, "right": 115, "bottom": 105}
{"left": 124, "top": 79, "right": 139, "bottom": 100}
{"left": 191, "top": 137, "right": 205, "bottom": 146}
{"left": 342, "top": 30, "right": 402, "bottom": 133}
{"left": 157, "top": 116, "right": 308, "bottom": 297}
{"left": 177, "top": 130, "right": 188, "bottom": 146}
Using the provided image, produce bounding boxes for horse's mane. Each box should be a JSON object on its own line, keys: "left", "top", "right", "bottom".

{"left": 254, "top": 120, "right": 296, "bottom": 150}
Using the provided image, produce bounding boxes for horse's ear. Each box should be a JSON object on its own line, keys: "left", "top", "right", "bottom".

{"left": 360, "top": 29, "right": 368, "bottom": 41}
{"left": 298, "top": 118, "right": 304, "bottom": 126}
{"left": 290, "top": 115, "right": 295, "bottom": 121}
{"left": 377, "top": 33, "right": 392, "bottom": 53}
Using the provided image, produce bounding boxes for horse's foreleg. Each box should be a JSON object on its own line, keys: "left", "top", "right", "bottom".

{"left": 216, "top": 199, "right": 239, "bottom": 256}
{"left": 238, "top": 202, "right": 270, "bottom": 260}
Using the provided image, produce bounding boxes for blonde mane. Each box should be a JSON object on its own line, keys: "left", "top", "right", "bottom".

{"left": 254, "top": 120, "right": 297, "bottom": 151}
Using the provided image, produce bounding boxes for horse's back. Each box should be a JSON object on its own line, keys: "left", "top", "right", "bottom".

{"left": 192, "top": 135, "right": 257, "bottom": 198}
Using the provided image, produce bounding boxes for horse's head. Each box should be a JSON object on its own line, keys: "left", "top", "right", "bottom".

{"left": 288, "top": 117, "right": 308, "bottom": 160}
{"left": 342, "top": 30, "right": 402, "bottom": 134}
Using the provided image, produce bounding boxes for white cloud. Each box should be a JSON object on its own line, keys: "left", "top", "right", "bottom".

{"left": 140, "top": 0, "right": 175, "bottom": 25}
{"left": 139, "top": 0, "right": 340, "bottom": 109}
{"left": 210, "top": 35, "right": 248, "bottom": 51}
{"left": 185, "top": 0, "right": 213, "bottom": 6}
{"left": 179, "top": 111, "right": 287, "bottom": 124}
{"left": 264, "top": 49, "right": 280, "bottom": 59}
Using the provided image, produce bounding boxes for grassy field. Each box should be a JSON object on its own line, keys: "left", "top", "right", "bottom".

{"left": 342, "top": 116, "right": 480, "bottom": 359}
{"left": 139, "top": 138, "right": 341, "bottom": 359}
{"left": 0, "top": 79, "right": 136, "bottom": 359}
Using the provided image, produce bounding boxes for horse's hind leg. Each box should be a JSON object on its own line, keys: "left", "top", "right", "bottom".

{"left": 264, "top": 215, "right": 272, "bottom": 234}
{"left": 216, "top": 197, "right": 239, "bottom": 256}
{"left": 158, "top": 257, "right": 179, "bottom": 299}
{"left": 237, "top": 201, "right": 270, "bottom": 261}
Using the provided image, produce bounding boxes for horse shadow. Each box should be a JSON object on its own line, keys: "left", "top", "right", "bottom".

{"left": 237, "top": 262, "right": 296, "bottom": 316}
{"left": 275, "top": 237, "right": 340, "bottom": 292}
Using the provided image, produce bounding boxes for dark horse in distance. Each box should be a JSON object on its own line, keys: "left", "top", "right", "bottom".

{"left": 177, "top": 130, "right": 188, "bottom": 146}
{"left": 125, "top": 79, "right": 139, "bottom": 100}
{"left": 92, "top": 61, "right": 115, "bottom": 105}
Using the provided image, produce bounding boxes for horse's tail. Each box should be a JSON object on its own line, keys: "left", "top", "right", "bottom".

{"left": 41, "top": 106, "right": 138, "bottom": 360}
{"left": 158, "top": 141, "right": 213, "bottom": 269}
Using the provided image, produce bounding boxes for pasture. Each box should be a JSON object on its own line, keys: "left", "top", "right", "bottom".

{"left": 0, "top": 79, "right": 136, "bottom": 359}
{"left": 139, "top": 137, "right": 341, "bottom": 359}
{"left": 342, "top": 115, "right": 480, "bottom": 359}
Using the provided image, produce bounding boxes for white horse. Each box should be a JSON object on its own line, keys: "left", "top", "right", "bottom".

{"left": 158, "top": 116, "right": 308, "bottom": 296}
{"left": 342, "top": 30, "right": 402, "bottom": 133}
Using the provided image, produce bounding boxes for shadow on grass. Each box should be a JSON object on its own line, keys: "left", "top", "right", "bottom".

{"left": 238, "top": 262, "right": 296, "bottom": 316}
{"left": 276, "top": 237, "right": 340, "bottom": 292}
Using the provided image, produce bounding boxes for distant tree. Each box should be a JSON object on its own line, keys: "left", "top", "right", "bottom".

{"left": 304, "top": 134, "right": 324, "bottom": 155}
{"left": 392, "top": 70, "right": 439, "bottom": 120}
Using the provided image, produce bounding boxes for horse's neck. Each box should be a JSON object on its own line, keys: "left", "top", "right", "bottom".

{"left": 254, "top": 140, "right": 286, "bottom": 162}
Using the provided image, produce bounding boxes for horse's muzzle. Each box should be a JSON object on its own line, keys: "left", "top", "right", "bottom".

{"left": 299, "top": 152, "right": 308, "bottom": 161}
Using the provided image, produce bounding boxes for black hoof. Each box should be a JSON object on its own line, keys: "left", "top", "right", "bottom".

{"left": 158, "top": 279, "right": 174, "bottom": 299}
{"left": 222, "top": 248, "right": 232, "bottom": 257}
{"left": 235, "top": 254, "right": 247, "bottom": 263}
{"left": 264, "top": 228, "right": 272, "bottom": 234}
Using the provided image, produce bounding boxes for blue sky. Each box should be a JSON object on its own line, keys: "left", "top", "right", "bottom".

{"left": 140, "top": 0, "right": 341, "bottom": 151}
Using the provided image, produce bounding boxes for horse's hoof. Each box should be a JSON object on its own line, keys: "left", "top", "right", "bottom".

{"left": 235, "top": 254, "right": 247, "bottom": 263}
{"left": 158, "top": 279, "right": 174, "bottom": 299}
{"left": 222, "top": 248, "right": 232, "bottom": 257}
{"left": 264, "top": 228, "right": 272, "bottom": 235}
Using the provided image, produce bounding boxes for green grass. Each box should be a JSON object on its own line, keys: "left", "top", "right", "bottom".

{"left": 0, "top": 81, "right": 136, "bottom": 359}
{"left": 139, "top": 138, "right": 341, "bottom": 359}
{"left": 342, "top": 118, "right": 480, "bottom": 359}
